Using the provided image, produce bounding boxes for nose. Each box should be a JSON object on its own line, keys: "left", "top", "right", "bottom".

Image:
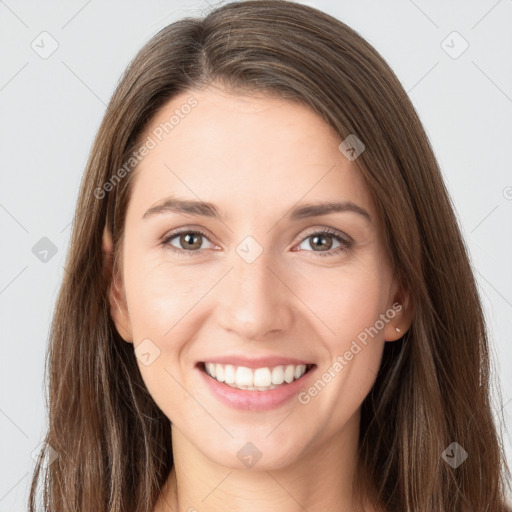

{"left": 217, "top": 250, "right": 294, "bottom": 341}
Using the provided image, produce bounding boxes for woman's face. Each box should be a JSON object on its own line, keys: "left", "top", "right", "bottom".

{"left": 106, "top": 85, "right": 406, "bottom": 470}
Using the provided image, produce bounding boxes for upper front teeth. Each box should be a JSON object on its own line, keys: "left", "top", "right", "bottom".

{"left": 204, "top": 363, "right": 308, "bottom": 387}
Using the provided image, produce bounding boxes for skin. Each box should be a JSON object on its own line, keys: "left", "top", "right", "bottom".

{"left": 103, "top": 83, "right": 412, "bottom": 512}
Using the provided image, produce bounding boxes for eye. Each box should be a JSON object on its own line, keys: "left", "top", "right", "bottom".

{"left": 293, "top": 228, "right": 353, "bottom": 257}
{"left": 161, "top": 228, "right": 216, "bottom": 256}
{"left": 161, "top": 227, "right": 353, "bottom": 258}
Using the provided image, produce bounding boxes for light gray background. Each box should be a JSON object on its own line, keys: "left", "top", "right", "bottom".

{"left": 1, "top": 0, "right": 511, "bottom": 509}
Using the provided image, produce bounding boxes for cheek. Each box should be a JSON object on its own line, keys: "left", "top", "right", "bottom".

{"left": 295, "top": 267, "right": 389, "bottom": 430}
{"left": 125, "top": 248, "right": 391, "bottom": 347}
{"left": 292, "top": 259, "right": 391, "bottom": 343}
{"left": 125, "top": 275, "right": 178, "bottom": 341}
{"left": 122, "top": 246, "right": 390, "bottom": 427}
{"left": 122, "top": 244, "right": 211, "bottom": 340}
{"left": 291, "top": 258, "right": 391, "bottom": 406}
{"left": 122, "top": 259, "right": 207, "bottom": 419}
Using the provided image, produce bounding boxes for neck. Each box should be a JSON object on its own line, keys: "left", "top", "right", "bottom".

{"left": 155, "top": 410, "right": 378, "bottom": 512}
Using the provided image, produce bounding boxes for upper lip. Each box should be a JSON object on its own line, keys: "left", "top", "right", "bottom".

{"left": 198, "top": 356, "right": 315, "bottom": 369}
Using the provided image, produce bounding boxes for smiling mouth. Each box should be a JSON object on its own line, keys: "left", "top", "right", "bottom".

{"left": 197, "top": 361, "right": 316, "bottom": 391}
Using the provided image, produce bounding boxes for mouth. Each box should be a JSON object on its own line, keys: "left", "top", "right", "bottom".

{"left": 196, "top": 361, "right": 316, "bottom": 392}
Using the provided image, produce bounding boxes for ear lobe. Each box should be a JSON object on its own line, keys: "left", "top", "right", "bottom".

{"left": 384, "top": 286, "right": 414, "bottom": 342}
{"left": 102, "top": 226, "right": 133, "bottom": 343}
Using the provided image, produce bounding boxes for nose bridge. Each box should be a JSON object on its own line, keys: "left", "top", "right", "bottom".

{"left": 217, "top": 240, "right": 292, "bottom": 339}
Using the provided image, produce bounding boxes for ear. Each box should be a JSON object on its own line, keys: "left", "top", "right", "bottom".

{"left": 384, "top": 283, "right": 414, "bottom": 342}
{"left": 102, "top": 225, "right": 133, "bottom": 343}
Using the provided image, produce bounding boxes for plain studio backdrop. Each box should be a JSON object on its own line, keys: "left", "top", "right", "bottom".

{"left": 0, "top": 0, "right": 511, "bottom": 509}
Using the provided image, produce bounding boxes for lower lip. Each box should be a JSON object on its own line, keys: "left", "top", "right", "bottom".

{"left": 197, "top": 364, "right": 317, "bottom": 411}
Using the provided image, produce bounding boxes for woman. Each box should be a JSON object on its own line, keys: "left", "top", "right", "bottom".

{"left": 29, "top": 1, "right": 511, "bottom": 511}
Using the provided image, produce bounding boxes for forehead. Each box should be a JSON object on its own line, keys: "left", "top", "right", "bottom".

{"left": 126, "top": 86, "right": 374, "bottom": 222}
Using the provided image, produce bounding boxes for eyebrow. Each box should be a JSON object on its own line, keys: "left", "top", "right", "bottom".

{"left": 142, "top": 196, "right": 371, "bottom": 222}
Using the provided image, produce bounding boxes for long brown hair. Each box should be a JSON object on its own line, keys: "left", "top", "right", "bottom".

{"left": 29, "top": 1, "right": 511, "bottom": 510}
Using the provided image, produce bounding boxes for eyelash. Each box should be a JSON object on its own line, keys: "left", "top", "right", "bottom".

{"left": 160, "top": 227, "right": 353, "bottom": 258}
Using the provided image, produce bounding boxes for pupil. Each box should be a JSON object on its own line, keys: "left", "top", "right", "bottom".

{"left": 183, "top": 233, "right": 199, "bottom": 248}
{"left": 312, "top": 235, "right": 332, "bottom": 250}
